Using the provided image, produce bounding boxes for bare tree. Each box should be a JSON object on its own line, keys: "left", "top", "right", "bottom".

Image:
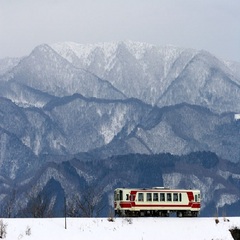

{"left": 0, "top": 189, "right": 16, "bottom": 218}
{"left": 0, "top": 219, "right": 7, "bottom": 238}
{"left": 5, "top": 189, "right": 16, "bottom": 218}
{"left": 20, "top": 185, "right": 53, "bottom": 218}
{"left": 27, "top": 193, "right": 52, "bottom": 218}
{"left": 67, "top": 185, "right": 106, "bottom": 218}
{"left": 66, "top": 196, "right": 80, "bottom": 217}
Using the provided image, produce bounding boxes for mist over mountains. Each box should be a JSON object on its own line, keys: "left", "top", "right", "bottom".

{"left": 0, "top": 41, "right": 240, "bottom": 217}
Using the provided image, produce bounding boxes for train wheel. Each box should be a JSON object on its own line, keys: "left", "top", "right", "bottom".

{"left": 192, "top": 211, "right": 199, "bottom": 217}
{"left": 140, "top": 211, "right": 145, "bottom": 217}
{"left": 120, "top": 211, "right": 126, "bottom": 217}
{"left": 163, "top": 211, "right": 169, "bottom": 217}
{"left": 177, "top": 211, "right": 183, "bottom": 218}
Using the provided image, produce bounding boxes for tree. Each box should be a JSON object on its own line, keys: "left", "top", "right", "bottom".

{"left": 0, "top": 219, "right": 7, "bottom": 238}
{"left": 20, "top": 178, "right": 65, "bottom": 218}
{"left": 26, "top": 193, "right": 52, "bottom": 218}
{"left": 20, "top": 184, "right": 53, "bottom": 218}
{"left": 0, "top": 189, "right": 16, "bottom": 218}
{"left": 67, "top": 185, "right": 106, "bottom": 217}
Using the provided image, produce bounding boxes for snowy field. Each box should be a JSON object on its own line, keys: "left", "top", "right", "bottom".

{"left": 1, "top": 217, "right": 240, "bottom": 240}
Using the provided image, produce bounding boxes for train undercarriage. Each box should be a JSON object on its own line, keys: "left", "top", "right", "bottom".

{"left": 115, "top": 209, "right": 199, "bottom": 217}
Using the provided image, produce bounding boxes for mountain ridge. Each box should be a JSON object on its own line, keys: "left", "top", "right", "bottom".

{"left": 0, "top": 41, "right": 240, "bottom": 217}
{"left": 51, "top": 41, "right": 240, "bottom": 113}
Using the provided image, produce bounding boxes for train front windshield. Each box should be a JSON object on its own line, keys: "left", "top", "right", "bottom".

{"left": 114, "top": 189, "right": 123, "bottom": 201}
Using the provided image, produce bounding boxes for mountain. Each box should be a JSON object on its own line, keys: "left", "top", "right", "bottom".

{"left": 52, "top": 41, "right": 198, "bottom": 106}
{"left": 95, "top": 103, "right": 240, "bottom": 162}
{"left": 1, "top": 151, "right": 240, "bottom": 217}
{"left": 1, "top": 94, "right": 239, "bottom": 162}
{"left": 52, "top": 41, "right": 240, "bottom": 113}
{"left": 224, "top": 60, "right": 240, "bottom": 83}
{"left": 44, "top": 94, "right": 153, "bottom": 153}
{"left": 0, "top": 57, "right": 21, "bottom": 76}
{"left": 0, "top": 44, "right": 125, "bottom": 107}
{"left": 0, "top": 41, "right": 240, "bottom": 217}
{"left": 1, "top": 41, "right": 240, "bottom": 113}
{"left": 157, "top": 51, "right": 240, "bottom": 113}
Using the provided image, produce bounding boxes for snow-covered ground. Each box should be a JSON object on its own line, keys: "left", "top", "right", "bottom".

{"left": 1, "top": 217, "right": 240, "bottom": 240}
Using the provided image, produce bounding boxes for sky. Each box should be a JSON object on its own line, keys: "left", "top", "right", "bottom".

{"left": 1, "top": 0, "right": 240, "bottom": 62}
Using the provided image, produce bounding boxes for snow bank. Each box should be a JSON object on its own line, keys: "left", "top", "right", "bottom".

{"left": 2, "top": 217, "right": 240, "bottom": 240}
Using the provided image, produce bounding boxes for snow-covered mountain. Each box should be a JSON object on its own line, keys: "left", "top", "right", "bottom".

{"left": 1, "top": 94, "right": 239, "bottom": 162}
{"left": 1, "top": 41, "right": 240, "bottom": 112}
{"left": 224, "top": 60, "right": 240, "bottom": 83}
{"left": 52, "top": 41, "right": 240, "bottom": 113}
{"left": 0, "top": 44, "right": 125, "bottom": 107}
{"left": 0, "top": 57, "right": 21, "bottom": 76}
{"left": 0, "top": 41, "right": 240, "bottom": 217}
{"left": 51, "top": 41, "right": 198, "bottom": 106}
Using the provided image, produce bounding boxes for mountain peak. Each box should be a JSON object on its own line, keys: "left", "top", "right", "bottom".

{"left": 31, "top": 43, "right": 53, "bottom": 55}
{"left": 51, "top": 40, "right": 186, "bottom": 62}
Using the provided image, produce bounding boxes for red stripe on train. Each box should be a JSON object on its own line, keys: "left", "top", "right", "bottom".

{"left": 119, "top": 202, "right": 200, "bottom": 209}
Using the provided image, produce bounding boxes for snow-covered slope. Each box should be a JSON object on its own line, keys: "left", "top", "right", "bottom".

{"left": 224, "top": 60, "right": 240, "bottom": 84}
{"left": 1, "top": 41, "right": 239, "bottom": 112}
{"left": 1, "top": 41, "right": 240, "bottom": 219}
{"left": 52, "top": 41, "right": 240, "bottom": 113}
{"left": 52, "top": 41, "right": 197, "bottom": 106}
{"left": 2, "top": 217, "right": 240, "bottom": 240}
{"left": 0, "top": 57, "right": 21, "bottom": 76}
{"left": 157, "top": 51, "right": 240, "bottom": 113}
{"left": 0, "top": 44, "right": 125, "bottom": 107}
{"left": 43, "top": 95, "right": 153, "bottom": 153}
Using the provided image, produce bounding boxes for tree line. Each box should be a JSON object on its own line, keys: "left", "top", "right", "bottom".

{"left": 0, "top": 183, "right": 108, "bottom": 218}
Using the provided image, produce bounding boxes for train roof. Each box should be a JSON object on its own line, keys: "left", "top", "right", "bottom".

{"left": 114, "top": 187, "right": 200, "bottom": 192}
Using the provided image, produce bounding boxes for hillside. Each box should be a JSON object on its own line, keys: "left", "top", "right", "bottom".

{"left": 0, "top": 41, "right": 240, "bottom": 218}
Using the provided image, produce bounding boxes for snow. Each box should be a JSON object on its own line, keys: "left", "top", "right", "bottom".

{"left": 51, "top": 40, "right": 191, "bottom": 79}
{"left": 100, "top": 106, "right": 127, "bottom": 144}
{"left": 0, "top": 57, "right": 21, "bottom": 76}
{"left": 217, "top": 194, "right": 239, "bottom": 208}
{"left": 2, "top": 217, "right": 240, "bottom": 240}
{"left": 123, "top": 40, "right": 154, "bottom": 59}
{"left": 52, "top": 41, "right": 119, "bottom": 67}
{"left": 234, "top": 114, "right": 240, "bottom": 120}
{"left": 218, "top": 170, "right": 240, "bottom": 180}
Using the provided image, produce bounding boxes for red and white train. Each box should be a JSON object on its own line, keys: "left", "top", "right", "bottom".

{"left": 114, "top": 187, "right": 201, "bottom": 217}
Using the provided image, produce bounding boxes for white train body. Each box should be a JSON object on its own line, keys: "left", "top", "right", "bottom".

{"left": 114, "top": 187, "right": 201, "bottom": 217}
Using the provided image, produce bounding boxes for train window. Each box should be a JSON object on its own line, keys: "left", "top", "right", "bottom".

{"left": 119, "top": 190, "right": 123, "bottom": 201}
{"left": 195, "top": 194, "right": 198, "bottom": 202}
{"left": 153, "top": 193, "right": 159, "bottom": 201}
{"left": 179, "top": 193, "right": 182, "bottom": 202}
{"left": 160, "top": 193, "right": 165, "bottom": 201}
{"left": 173, "top": 193, "right": 178, "bottom": 201}
{"left": 114, "top": 191, "right": 119, "bottom": 201}
{"left": 138, "top": 193, "right": 144, "bottom": 202}
{"left": 167, "top": 193, "right": 172, "bottom": 201}
{"left": 126, "top": 194, "right": 129, "bottom": 200}
{"left": 147, "top": 193, "right": 152, "bottom": 201}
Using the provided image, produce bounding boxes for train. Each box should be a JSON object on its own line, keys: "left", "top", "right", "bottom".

{"left": 114, "top": 187, "right": 201, "bottom": 217}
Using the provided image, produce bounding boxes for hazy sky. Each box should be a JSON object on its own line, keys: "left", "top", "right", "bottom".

{"left": 1, "top": 0, "right": 240, "bottom": 62}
